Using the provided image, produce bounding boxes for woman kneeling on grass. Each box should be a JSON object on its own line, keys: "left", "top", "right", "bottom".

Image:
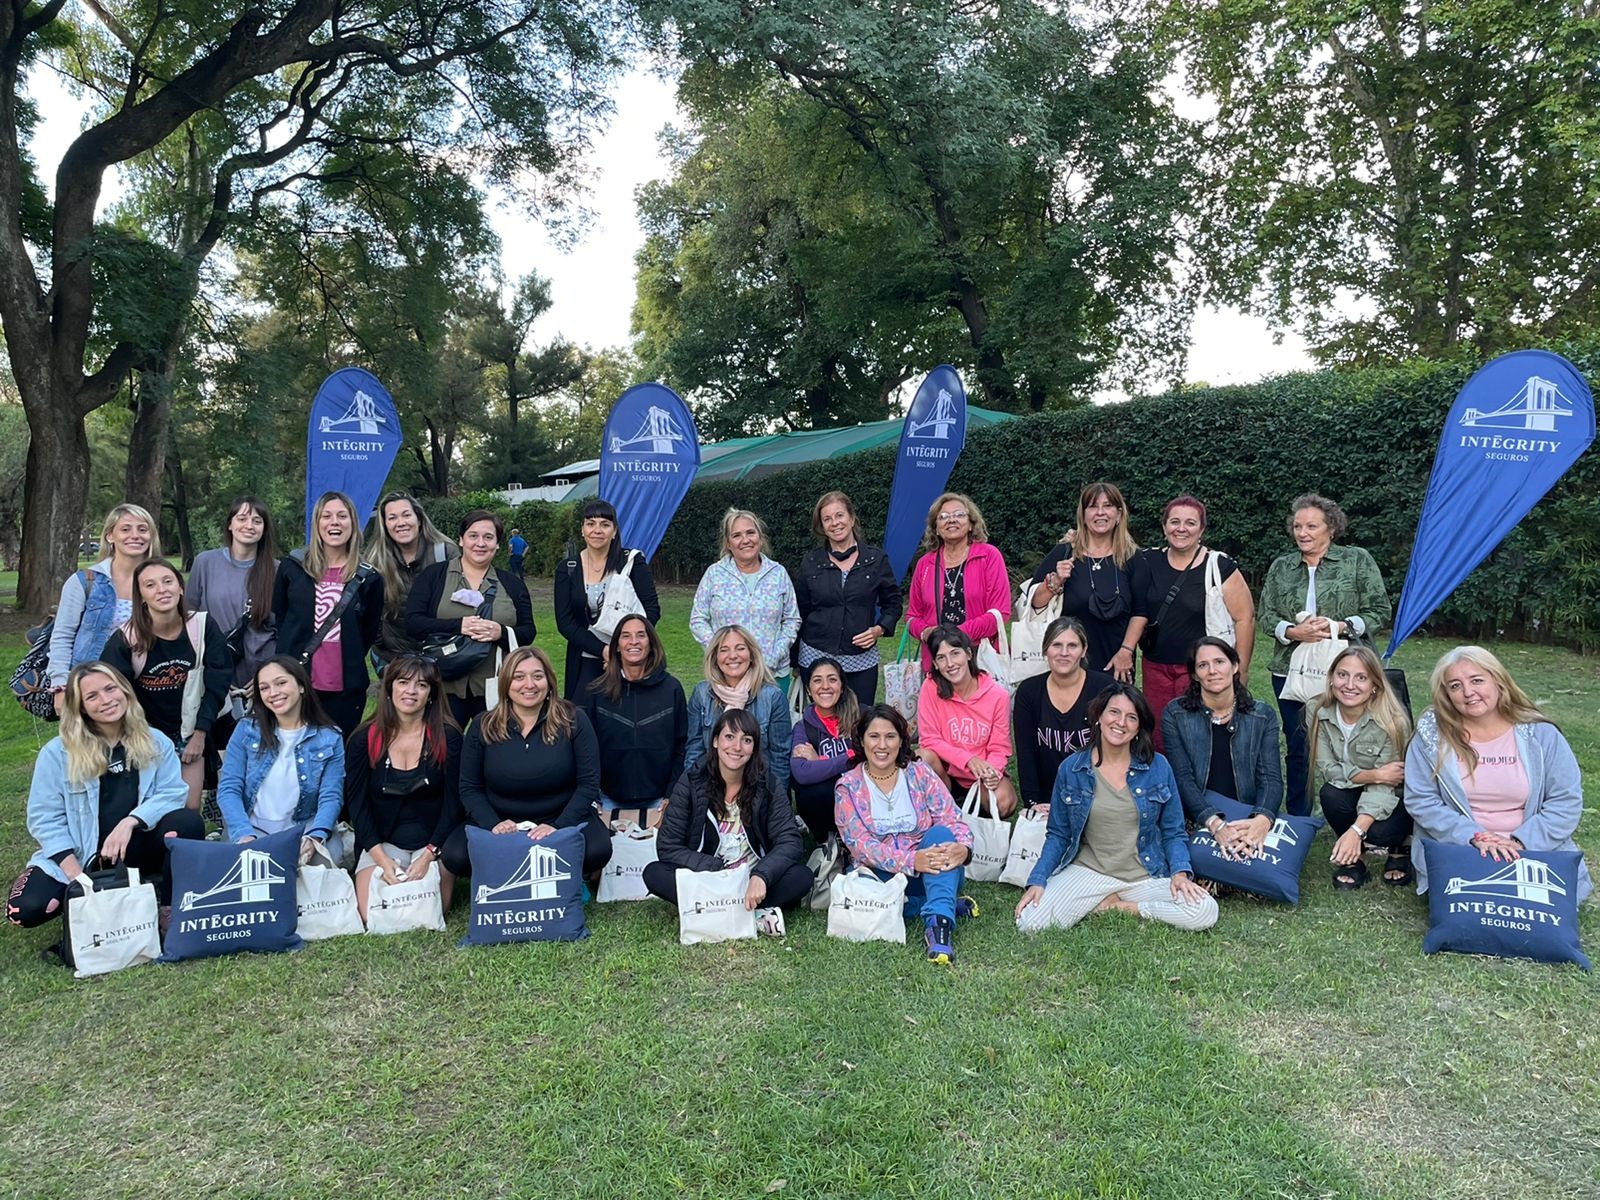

{"left": 835, "top": 704, "right": 976, "bottom": 964}
{"left": 346, "top": 655, "right": 463, "bottom": 919}
{"left": 644, "top": 709, "right": 812, "bottom": 927}
{"left": 9, "top": 663, "right": 204, "bottom": 928}
{"left": 1310, "top": 646, "right": 1413, "bottom": 890}
{"left": 1016, "top": 684, "right": 1217, "bottom": 934}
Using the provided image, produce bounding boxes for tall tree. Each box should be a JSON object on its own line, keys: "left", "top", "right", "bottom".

{"left": 635, "top": 0, "right": 1195, "bottom": 419}
{"left": 1170, "top": 0, "right": 1600, "bottom": 362}
{"left": 1, "top": 0, "right": 620, "bottom": 610}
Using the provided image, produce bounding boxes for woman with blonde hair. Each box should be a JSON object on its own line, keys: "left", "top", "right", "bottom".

{"left": 46, "top": 502, "right": 161, "bottom": 715}
{"left": 8, "top": 663, "right": 203, "bottom": 928}
{"left": 689, "top": 508, "right": 800, "bottom": 680}
{"left": 446, "top": 645, "right": 610, "bottom": 881}
{"left": 905, "top": 492, "right": 1011, "bottom": 674}
{"left": 1309, "top": 645, "right": 1413, "bottom": 890}
{"left": 684, "top": 624, "right": 792, "bottom": 797}
{"left": 272, "top": 491, "right": 384, "bottom": 736}
{"left": 1403, "top": 645, "right": 1588, "bottom": 900}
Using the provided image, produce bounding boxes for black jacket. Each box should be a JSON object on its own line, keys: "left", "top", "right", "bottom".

{"left": 580, "top": 664, "right": 688, "bottom": 804}
{"left": 344, "top": 724, "right": 463, "bottom": 853}
{"left": 402, "top": 562, "right": 536, "bottom": 650}
{"left": 553, "top": 548, "right": 661, "bottom": 697}
{"left": 792, "top": 543, "right": 902, "bottom": 659}
{"left": 657, "top": 761, "right": 805, "bottom": 886}
{"left": 271, "top": 552, "right": 384, "bottom": 694}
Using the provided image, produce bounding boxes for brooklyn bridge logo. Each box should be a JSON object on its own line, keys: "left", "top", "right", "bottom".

{"left": 475, "top": 844, "right": 574, "bottom": 906}
{"left": 1444, "top": 858, "right": 1567, "bottom": 907}
{"left": 179, "top": 849, "right": 287, "bottom": 911}
{"left": 1459, "top": 375, "right": 1575, "bottom": 433}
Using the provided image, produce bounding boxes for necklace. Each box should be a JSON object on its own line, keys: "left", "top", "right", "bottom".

{"left": 1209, "top": 705, "right": 1235, "bottom": 726}
{"left": 866, "top": 766, "right": 899, "bottom": 788}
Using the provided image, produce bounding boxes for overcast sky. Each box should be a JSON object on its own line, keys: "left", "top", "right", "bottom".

{"left": 27, "top": 63, "right": 1315, "bottom": 403}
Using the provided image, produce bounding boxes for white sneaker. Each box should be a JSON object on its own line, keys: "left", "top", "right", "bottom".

{"left": 755, "top": 907, "right": 786, "bottom": 937}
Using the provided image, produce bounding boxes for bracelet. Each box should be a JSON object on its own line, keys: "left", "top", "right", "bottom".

{"left": 1119, "top": 644, "right": 1135, "bottom": 654}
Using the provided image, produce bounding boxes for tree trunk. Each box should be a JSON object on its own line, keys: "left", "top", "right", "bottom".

{"left": 125, "top": 351, "right": 179, "bottom": 516}
{"left": 17, "top": 398, "right": 91, "bottom": 614}
{"left": 165, "top": 451, "right": 196, "bottom": 568}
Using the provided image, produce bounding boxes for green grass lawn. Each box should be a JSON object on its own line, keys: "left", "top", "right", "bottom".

{"left": 0, "top": 584, "right": 1596, "bottom": 1198}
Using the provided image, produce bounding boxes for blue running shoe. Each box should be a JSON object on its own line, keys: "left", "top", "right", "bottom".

{"left": 924, "top": 915, "right": 955, "bottom": 964}
{"left": 956, "top": 894, "right": 980, "bottom": 920}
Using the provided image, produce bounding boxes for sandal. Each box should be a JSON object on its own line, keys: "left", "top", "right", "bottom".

{"left": 1332, "top": 860, "right": 1369, "bottom": 891}
{"left": 1382, "top": 850, "right": 1415, "bottom": 888}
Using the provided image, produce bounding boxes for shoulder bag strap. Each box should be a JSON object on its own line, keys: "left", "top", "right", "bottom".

{"left": 300, "top": 569, "right": 366, "bottom": 663}
{"left": 1150, "top": 549, "right": 1199, "bottom": 630}
{"left": 475, "top": 578, "right": 499, "bottom": 619}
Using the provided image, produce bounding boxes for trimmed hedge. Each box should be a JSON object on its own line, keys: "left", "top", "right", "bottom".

{"left": 647, "top": 351, "right": 1600, "bottom": 652}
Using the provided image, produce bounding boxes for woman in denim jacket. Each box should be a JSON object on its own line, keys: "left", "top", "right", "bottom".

{"left": 1161, "top": 637, "right": 1284, "bottom": 860}
{"left": 1017, "top": 683, "right": 1217, "bottom": 933}
{"left": 216, "top": 656, "right": 344, "bottom": 863}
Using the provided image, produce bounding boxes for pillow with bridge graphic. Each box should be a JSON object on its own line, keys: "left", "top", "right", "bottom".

{"left": 462, "top": 824, "right": 589, "bottom": 946}
{"left": 1186, "top": 794, "right": 1324, "bottom": 905}
{"left": 162, "top": 827, "right": 303, "bottom": 961}
{"left": 1421, "top": 840, "right": 1590, "bottom": 970}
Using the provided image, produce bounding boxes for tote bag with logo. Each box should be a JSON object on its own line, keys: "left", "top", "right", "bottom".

{"left": 64, "top": 867, "right": 162, "bottom": 978}
{"left": 590, "top": 550, "right": 646, "bottom": 643}
{"left": 974, "top": 608, "right": 1013, "bottom": 694}
{"left": 1009, "top": 584, "right": 1059, "bottom": 686}
{"left": 1203, "top": 551, "right": 1236, "bottom": 646}
{"left": 366, "top": 861, "right": 447, "bottom": 935}
{"left": 1279, "top": 615, "right": 1347, "bottom": 704}
{"left": 676, "top": 865, "right": 757, "bottom": 945}
{"left": 597, "top": 821, "right": 658, "bottom": 903}
{"left": 463, "top": 824, "right": 588, "bottom": 946}
{"left": 960, "top": 781, "right": 1012, "bottom": 883}
{"left": 162, "top": 827, "right": 303, "bottom": 961}
{"left": 296, "top": 842, "right": 364, "bottom": 940}
{"left": 827, "top": 868, "right": 908, "bottom": 944}
{"left": 999, "top": 807, "right": 1050, "bottom": 888}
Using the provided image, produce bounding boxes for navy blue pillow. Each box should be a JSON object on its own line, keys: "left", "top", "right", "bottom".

{"left": 162, "top": 827, "right": 303, "bottom": 961}
{"left": 1422, "top": 840, "right": 1590, "bottom": 970}
{"left": 462, "top": 824, "right": 589, "bottom": 946}
{"left": 1187, "top": 793, "right": 1324, "bottom": 904}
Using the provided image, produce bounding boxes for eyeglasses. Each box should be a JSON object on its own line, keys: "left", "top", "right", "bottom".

{"left": 937, "top": 511, "right": 968, "bottom": 523}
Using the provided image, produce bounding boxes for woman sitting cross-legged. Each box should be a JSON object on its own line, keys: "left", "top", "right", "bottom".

{"left": 1160, "top": 637, "right": 1284, "bottom": 860}
{"left": 643, "top": 709, "right": 814, "bottom": 916}
{"left": 8, "top": 663, "right": 204, "bottom": 929}
{"left": 915, "top": 625, "right": 1018, "bottom": 817}
{"left": 1015, "top": 684, "right": 1217, "bottom": 933}
{"left": 445, "top": 646, "right": 611, "bottom": 883}
{"left": 835, "top": 704, "right": 976, "bottom": 965}
{"left": 1402, "top": 645, "right": 1590, "bottom": 900}
{"left": 684, "top": 624, "right": 792, "bottom": 798}
{"left": 1310, "top": 645, "right": 1413, "bottom": 891}
{"left": 215, "top": 656, "right": 345, "bottom": 862}
{"left": 346, "top": 655, "right": 463, "bottom": 920}
{"left": 789, "top": 656, "right": 861, "bottom": 843}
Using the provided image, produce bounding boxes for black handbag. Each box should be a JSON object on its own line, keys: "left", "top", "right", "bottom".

{"left": 420, "top": 579, "right": 500, "bottom": 681}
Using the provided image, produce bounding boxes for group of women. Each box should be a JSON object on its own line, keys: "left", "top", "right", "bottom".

{"left": 11, "top": 483, "right": 1589, "bottom": 965}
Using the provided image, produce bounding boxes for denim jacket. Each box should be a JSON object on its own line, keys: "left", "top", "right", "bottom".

{"left": 47, "top": 560, "right": 119, "bottom": 688}
{"left": 1028, "top": 750, "right": 1193, "bottom": 888}
{"left": 26, "top": 730, "right": 189, "bottom": 883}
{"left": 1160, "top": 701, "right": 1284, "bottom": 827}
{"left": 216, "top": 718, "right": 345, "bottom": 843}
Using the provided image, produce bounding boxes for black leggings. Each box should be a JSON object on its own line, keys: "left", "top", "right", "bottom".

{"left": 792, "top": 779, "right": 839, "bottom": 843}
{"left": 7, "top": 808, "right": 206, "bottom": 928}
{"left": 316, "top": 687, "right": 369, "bottom": 739}
{"left": 1319, "top": 783, "right": 1413, "bottom": 849}
{"left": 440, "top": 811, "right": 613, "bottom": 881}
{"left": 447, "top": 693, "right": 487, "bottom": 733}
{"left": 641, "top": 860, "right": 814, "bottom": 909}
{"left": 844, "top": 667, "right": 878, "bottom": 710}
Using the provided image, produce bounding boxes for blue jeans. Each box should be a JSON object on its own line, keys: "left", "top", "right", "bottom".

{"left": 873, "top": 825, "right": 964, "bottom": 922}
{"left": 1271, "top": 675, "right": 1311, "bottom": 817}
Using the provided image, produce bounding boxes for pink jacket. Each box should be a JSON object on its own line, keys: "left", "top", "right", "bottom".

{"left": 905, "top": 542, "right": 1011, "bottom": 671}
{"left": 916, "top": 672, "right": 1012, "bottom": 780}
{"left": 834, "top": 761, "right": 974, "bottom": 876}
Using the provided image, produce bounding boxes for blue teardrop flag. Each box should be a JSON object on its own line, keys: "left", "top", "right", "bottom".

{"left": 304, "top": 368, "right": 404, "bottom": 538}
{"left": 1386, "top": 350, "right": 1594, "bottom": 658}
{"left": 598, "top": 382, "right": 702, "bottom": 559}
{"left": 884, "top": 366, "right": 969, "bottom": 581}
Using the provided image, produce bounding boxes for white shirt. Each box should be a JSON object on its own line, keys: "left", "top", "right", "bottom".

{"left": 867, "top": 771, "right": 918, "bottom": 836}
{"left": 253, "top": 727, "right": 306, "bottom": 833}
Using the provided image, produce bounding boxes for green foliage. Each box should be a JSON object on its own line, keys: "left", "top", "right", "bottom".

{"left": 1168, "top": 0, "right": 1600, "bottom": 363}
{"left": 652, "top": 352, "right": 1600, "bottom": 651}
{"left": 634, "top": 0, "right": 1196, "bottom": 421}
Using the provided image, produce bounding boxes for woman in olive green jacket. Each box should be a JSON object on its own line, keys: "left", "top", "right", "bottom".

{"left": 1257, "top": 494, "right": 1392, "bottom": 816}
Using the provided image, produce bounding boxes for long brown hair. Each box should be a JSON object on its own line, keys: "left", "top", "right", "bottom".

{"left": 305, "top": 491, "right": 363, "bottom": 580}
{"left": 250, "top": 656, "right": 337, "bottom": 740}
{"left": 1073, "top": 482, "right": 1139, "bottom": 566}
{"left": 123, "top": 560, "right": 191, "bottom": 652}
{"left": 1310, "top": 645, "right": 1411, "bottom": 758}
{"left": 364, "top": 654, "right": 455, "bottom": 765}
{"left": 479, "top": 646, "right": 574, "bottom": 746}
{"left": 700, "top": 707, "right": 766, "bottom": 832}
{"left": 595, "top": 615, "right": 667, "bottom": 703}
{"left": 368, "top": 492, "right": 455, "bottom": 619}
{"left": 223, "top": 496, "right": 279, "bottom": 630}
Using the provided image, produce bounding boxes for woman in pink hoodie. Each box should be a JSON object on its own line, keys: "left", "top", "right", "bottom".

{"left": 915, "top": 626, "right": 1018, "bottom": 817}
{"left": 905, "top": 492, "right": 1012, "bottom": 675}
